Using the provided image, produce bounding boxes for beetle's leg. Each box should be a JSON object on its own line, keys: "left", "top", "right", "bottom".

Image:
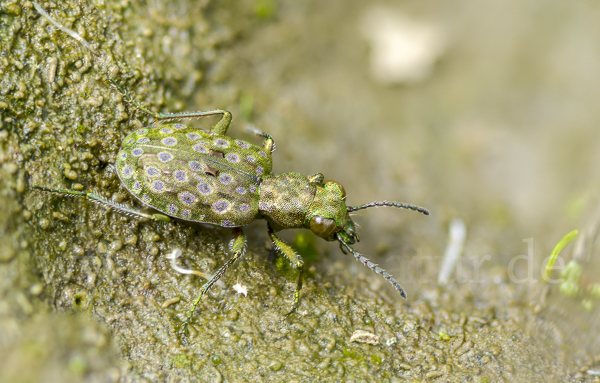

{"left": 32, "top": 186, "right": 171, "bottom": 222}
{"left": 147, "top": 109, "right": 232, "bottom": 135}
{"left": 107, "top": 77, "right": 232, "bottom": 132}
{"left": 267, "top": 224, "right": 304, "bottom": 318}
{"left": 308, "top": 173, "right": 324, "bottom": 184}
{"left": 183, "top": 228, "right": 246, "bottom": 334}
{"left": 248, "top": 126, "right": 275, "bottom": 154}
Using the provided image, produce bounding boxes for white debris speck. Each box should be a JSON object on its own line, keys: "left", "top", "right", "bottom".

{"left": 349, "top": 330, "right": 379, "bottom": 345}
{"left": 438, "top": 219, "right": 467, "bottom": 285}
{"left": 360, "top": 7, "right": 445, "bottom": 84}
{"left": 166, "top": 248, "right": 211, "bottom": 279}
{"left": 232, "top": 282, "right": 248, "bottom": 297}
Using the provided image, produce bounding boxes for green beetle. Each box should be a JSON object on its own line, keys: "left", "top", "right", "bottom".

{"left": 31, "top": 0, "right": 428, "bottom": 334}
{"left": 35, "top": 106, "right": 428, "bottom": 332}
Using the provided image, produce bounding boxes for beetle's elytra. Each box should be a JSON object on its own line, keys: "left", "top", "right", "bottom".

{"left": 32, "top": 2, "right": 429, "bottom": 334}
{"left": 117, "top": 121, "right": 270, "bottom": 228}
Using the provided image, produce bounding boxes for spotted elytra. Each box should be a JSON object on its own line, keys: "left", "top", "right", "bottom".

{"left": 32, "top": 2, "right": 430, "bottom": 334}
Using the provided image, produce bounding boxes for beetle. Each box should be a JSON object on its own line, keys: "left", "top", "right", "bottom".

{"left": 31, "top": 2, "right": 429, "bottom": 333}
{"left": 34, "top": 104, "right": 428, "bottom": 332}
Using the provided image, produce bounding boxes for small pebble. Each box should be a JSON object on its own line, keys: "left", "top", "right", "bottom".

{"left": 349, "top": 330, "right": 379, "bottom": 345}
{"left": 64, "top": 169, "right": 78, "bottom": 180}
{"left": 4, "top": 3, "right": 21, "bottom": 15}
{"left": 227, "top": 310, "right": 239, "bottom": 321}
{"left": 16, "top": 178, "right": 25, "bottom": 193}
{"left": 425, "top": 370, "right": 444, "bottom": 379}
{"left": 30, "top": 283, "right": 44, "bottom": 296}
{"left": 3, "top": 163, "right": 18, "bottom": 174}
{"left": 317, "top": 357, "right": 331, "bottom": 369}
{"left": 110, "top": 240, "right": 123, "bottom": 252}
{"left": 87, "top": 96, "right": 103, "bottom": 107}
{"left": 73, "top": 245, "right": 85, "bottom": 256}
{"left": 269, "top": 360, "right": 283, "bottom": 371}
{"left": 211, "top": 355, "right": 222, "bottom": 366}
{"left": 160, "top": 296, "right": 180, "bottom": 309}
{"left": 97, "top": 242, "right": 107, "bottom": 254}
{"left": 125, "top": 235, "right": 138, "bottom": 246}
{"left": 455, "top": 341, "right": 473, "bottom": 356}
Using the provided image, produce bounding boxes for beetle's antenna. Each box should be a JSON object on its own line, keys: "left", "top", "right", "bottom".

{"left": 347, "top": 201, "right": 429, "bottom": 216}
{"left": 336, "top": 233, "right": 407, "bottom": 299}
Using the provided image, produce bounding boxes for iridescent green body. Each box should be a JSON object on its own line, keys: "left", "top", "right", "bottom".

{"left": 35, "top": 111, "right": 429, "bottom": 334}
{"left": 117, "top": 124, "right": 271, "bottom": 227}
{"left": 31, "top": 0, "right": 430, "bottom": 335}
{"left": 115, "top": 124, "right": 349, "bottom": 235}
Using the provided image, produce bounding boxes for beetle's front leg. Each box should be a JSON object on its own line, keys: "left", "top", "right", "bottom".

{"left": 267, "top": 224, "right": 304, "bottom": 318}
{"left": 183, "top": 228, "right": 247, "bottom": 334}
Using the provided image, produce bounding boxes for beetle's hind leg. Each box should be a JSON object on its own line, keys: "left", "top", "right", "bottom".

{"left": 32, "top": 186, "right": 171, "bottom": 222}
{"left": 183, "top": 228, "right": 247, "bottom": 334}
{"left": 267, "top": 224, "right": 304, "bottom": 318}
{"left": 107, "top": 77, "right": 232, "bottom": 133}
{"left": 248, "top": 126, "right": 275, "bottom": 154}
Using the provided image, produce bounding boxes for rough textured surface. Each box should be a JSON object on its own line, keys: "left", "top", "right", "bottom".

{"left": 1, "top": 0, "right": 599, "bottom": 382}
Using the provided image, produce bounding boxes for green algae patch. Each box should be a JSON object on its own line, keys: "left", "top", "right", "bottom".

{"left": 172, "top": 354, "right": 193, "bottom": 370}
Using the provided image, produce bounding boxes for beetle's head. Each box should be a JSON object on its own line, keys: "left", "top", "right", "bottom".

{"left": 304, "top": 181, "right": 429, "bottom": 298}
{"left": 305, "top": 179, "right": 429, "bottom": 299}
{"left": 306, "top": 180, "right": 429, "bottom": 245}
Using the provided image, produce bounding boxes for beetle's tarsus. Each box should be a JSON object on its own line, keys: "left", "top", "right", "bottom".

{"left": 283, "top": 265, "right": 303, "bottom": 318}
{"left": 32, "top": 185, "right": 169, "bottom": 222}
{"left": 183, "top": 228, "right": 247, "bottom": 333}
{"left": 247, "top": 126, "right": 275, "bottom": 153}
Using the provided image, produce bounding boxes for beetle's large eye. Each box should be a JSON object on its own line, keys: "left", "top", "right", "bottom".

{"left": 310, "top": 215, "right": 338, "bottom": 238}
{"left": 323, "top": 180, "right": 346, "bottom": 198}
